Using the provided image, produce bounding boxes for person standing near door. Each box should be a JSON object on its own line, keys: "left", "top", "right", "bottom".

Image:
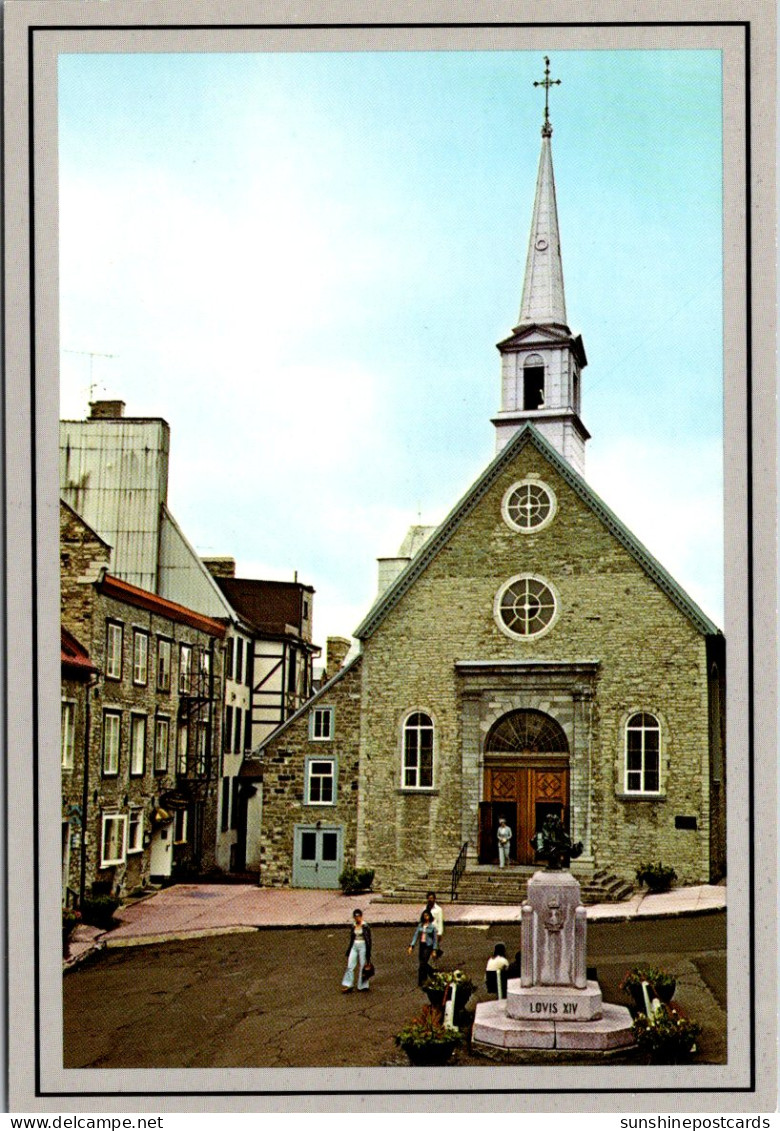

{"left": 496, "top": 816, "right": 512, "bottom": 867}
{"left": 341, "top": 908, "right": 372, "bottom": 993}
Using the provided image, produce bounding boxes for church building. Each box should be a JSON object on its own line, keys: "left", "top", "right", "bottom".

{"left": 257, "top": 62, "right": 726, "bottom": 896}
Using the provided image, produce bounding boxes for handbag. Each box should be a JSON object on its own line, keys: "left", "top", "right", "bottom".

{"left": 362, "top": 960, "right": 375, "bottom": 979}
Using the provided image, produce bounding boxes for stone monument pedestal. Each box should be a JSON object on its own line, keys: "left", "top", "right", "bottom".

{"left": 472, "top": 870, "right": 634, "bottom": 1055}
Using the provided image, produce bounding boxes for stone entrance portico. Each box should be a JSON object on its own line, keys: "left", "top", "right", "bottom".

{"left": 456, "top": 661, "right": 599, "bottom": 866}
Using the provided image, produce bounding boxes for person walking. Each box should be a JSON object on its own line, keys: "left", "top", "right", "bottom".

{"left": 408, "top": 908, "right": 438, "bottom": 987}
{"left": 424, "top": 891, "right": 444, "bottom": 957}
{"left": 496, "top": 816, "right": 512, "bottom": 867}
{"left": 341, "top": 908, "right": 372, "bottom": 993}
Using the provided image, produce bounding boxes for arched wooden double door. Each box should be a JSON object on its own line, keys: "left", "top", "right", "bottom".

{"left": 478, "top": 709, "right": 570, "bottom": 866}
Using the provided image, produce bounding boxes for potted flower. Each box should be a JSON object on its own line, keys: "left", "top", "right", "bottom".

{"left": 632, "top": 1004, "right": 701, "bottom": 1063}
{"left": 338, "top": 866, "right": 375, "bottom": 895}
{"left": 620, "top": 966, "right": 677, "bottom": 1011}
{"left": 651, "top": 969, "right": 677, "bottom": 1003}
{"left": 422, "top": 969, "right": 476, "bottom": 1014}
{"left": 395, "top": 1007, "right": 464, "bottom": 1066}
{"left": 635, "top": 861, "right": 677, "bottom": 894}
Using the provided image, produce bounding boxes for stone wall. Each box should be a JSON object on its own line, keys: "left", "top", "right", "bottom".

{"left": 357, "top": 441, "right": 718, "bottom": 888}
{"left": 260, "top": 658, "right": 362, "bottom": 886}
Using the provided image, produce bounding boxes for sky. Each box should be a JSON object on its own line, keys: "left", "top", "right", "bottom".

{"left": 58, "top": 49, "right": 724, "bottom": 647}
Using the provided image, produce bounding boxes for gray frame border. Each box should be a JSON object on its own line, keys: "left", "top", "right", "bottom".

{"left": 3, "top": 0, "right": 776, "bottom": 1114}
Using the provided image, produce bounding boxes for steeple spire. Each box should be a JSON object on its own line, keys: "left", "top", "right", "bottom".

{"left": 492, "top": 57, "right": 590, "bottom": 473}
{"left": 518, "top": 57, "right": 566, "bottom": 328}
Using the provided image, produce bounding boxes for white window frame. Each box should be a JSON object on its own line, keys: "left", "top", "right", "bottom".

{"left": 305, "top": 755, "right": 337, "bottom": 805}
{"left": 102, "top": 710, "right": 121, "bottom": 776}
{"left": 494, "top": 574, "right": 559, "bottom": 641}
{"left": 105, "top": 621, "right": 123, "bottom": 680}
{"left": 501, "top": 478, "right": 557, "bottom": 534}
{"left": 310, "top": 706, "right": 333, "bottom": 741}
{"left": 127, "top": 808, "right": 144, "bottom": 854}
{"left": 174, "top": 809, "right": 188, "bottom": 844}
{"left": 624, "top": 712, "right": 663, "bottom": 795}
{"left": 177, "top": 724, "right": 189, "bottom": 775}
{"left": 157, "top": 637, "right": 172, "bottom": 692}
{"left": 402, "top": 711, "right": 435, "bottom": 790}
{"left": 132, "top": 630, "right": 149, "bottom": 686}
{"left": 100, "top": 813, "right": 127, "bottom": 867}
{"left": 179, "top": 644, "right": 192, "bottom": 693}
{"left": 129, "top": 714, "right": 147, "bottom": 776}
{"left": 61, "top": 700, "right": 76, "bottom": 771}
{"left": 154, "top": 716, "right": 170, "bottom": 773}
{"left": 196, "top": 722, "right": 208, "bottom": 775}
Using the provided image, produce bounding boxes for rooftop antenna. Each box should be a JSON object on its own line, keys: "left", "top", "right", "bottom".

{"left": 63, "top": 348, "right": 118, "bottom": 403}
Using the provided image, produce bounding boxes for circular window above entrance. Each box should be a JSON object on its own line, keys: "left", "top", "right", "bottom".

{"left": 494, "top": 574, "right": 559, "bottom": 640}
{"left": 502, "top": 478, "right": 557, "bottom": 533}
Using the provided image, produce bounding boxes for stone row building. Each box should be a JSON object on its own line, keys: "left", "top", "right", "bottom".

{"left": 59, "top": 408, "right": 320, "bottom": 898}
{"left": 255, "top": 81, "right": 726, "bottom": 896}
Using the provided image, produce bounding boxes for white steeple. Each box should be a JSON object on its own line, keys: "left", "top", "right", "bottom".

{"left": 492, "top": 57, "right": 590, "bottom": 475}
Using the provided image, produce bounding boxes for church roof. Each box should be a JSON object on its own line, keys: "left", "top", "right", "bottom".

{"left": 354, "top": 423, "right": 720, "bottom": 641}
{"left": 517, "top": 133, "right": 568, "bottom": 330}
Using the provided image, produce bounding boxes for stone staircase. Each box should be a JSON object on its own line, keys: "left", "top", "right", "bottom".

{"left": 381, "top": 867, "right": 633, "bottom": 907}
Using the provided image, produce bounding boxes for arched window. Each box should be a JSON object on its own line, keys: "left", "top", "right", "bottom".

{"left": 625, "top": 713, "right": 661, "bottom": 793}
{"left": 523, "top": 354, "right": 545, "bottom": 409}
{"left": 403, "top": 712, "right": 434, "bottom": 789}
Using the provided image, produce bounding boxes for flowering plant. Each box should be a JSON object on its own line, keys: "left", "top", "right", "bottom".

{"left": 632, "top": 1004, "right": 701, "bottom": 1063}
{"left": 395, "top": 1007, "right": 464, "bottom": 1051}
{"left": 422, "top": 969, "right": 475, "bottom": 996}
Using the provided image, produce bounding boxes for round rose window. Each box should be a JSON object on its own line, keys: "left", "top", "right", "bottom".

{"left": 494, "top": 575, "right": 558, "bottom": 639}
{"left": 502, "top": 479, "right": 556, "bottom": 533}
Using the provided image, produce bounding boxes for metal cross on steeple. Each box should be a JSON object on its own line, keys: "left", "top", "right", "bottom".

{"left": 533, "top": 56, "right": 561, "bottom": 137}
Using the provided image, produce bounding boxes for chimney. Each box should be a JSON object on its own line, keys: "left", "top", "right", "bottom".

{"left": 89, "top": 400, "right": 125, "bottom": 420}
{"left": 201, "top": 556, "right": 236, "bottom": 580}
{"left": 325, "top": 636, "right": 351, "bottom": 674}
{"left": 376, "top": 557, "right": 411, "bottom": 597}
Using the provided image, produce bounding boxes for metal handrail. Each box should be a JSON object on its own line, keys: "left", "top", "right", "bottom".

{"left": 451, "top": 841, "right": 469, "bottom": 902}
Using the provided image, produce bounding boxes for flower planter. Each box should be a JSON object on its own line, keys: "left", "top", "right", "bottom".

{"left": 402, "top": 1041, "right": 459, "bottom": 1067}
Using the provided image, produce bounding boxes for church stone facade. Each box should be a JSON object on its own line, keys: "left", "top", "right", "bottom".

{"left": 256, "top": 69, "right": 725, "bottom": 893}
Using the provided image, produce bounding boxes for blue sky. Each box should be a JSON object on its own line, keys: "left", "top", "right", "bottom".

{"left": 58, "top": 49, "right": 724, "bottom": 644}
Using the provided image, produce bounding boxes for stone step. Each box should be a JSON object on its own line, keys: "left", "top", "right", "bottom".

{"left": 381, "top": 868, "right": 634, "bottom": 907}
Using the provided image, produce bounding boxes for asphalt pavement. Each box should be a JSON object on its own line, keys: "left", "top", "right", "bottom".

{"left": 65, "top": 880, "right": 726, "bottom": 966}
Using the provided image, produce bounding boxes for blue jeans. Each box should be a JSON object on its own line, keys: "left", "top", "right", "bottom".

{"left": 342, "top": 940, "right": 369, "bottom": 990}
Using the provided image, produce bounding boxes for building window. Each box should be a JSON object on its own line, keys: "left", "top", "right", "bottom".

{"left": 523, "top": 354, "right": 545, "bottom": 409}
{"left": 311, "top": 706, "right": 333, "bottom": 741}
{"left": 105, "top": 621, "right": 123, "bottom": 680}
{"left": 132, "top": 630, "right": 149, "bottom": 685}
{"left": 100, "top": 813, "right": 127, "bottom": 867}
{"left": 287, "top": 650, "right": 297, "bottom": 692}
{"left": 306, "top": 757, "right": 336, "bottom": 805}
{"left": 154, "top": 717, "right": 170, "bottom": 773}
{"left": 494, "top": 575, "right": 558, "bottom": 640}
{"left": 502, "top": 479, "right": 557, "bottom": 533}
{"left": 244, "top": 709, "right": 252, "bottom": 753}
{"left": 157, "top": 637, "right": 172, "bottom": 692}
{"left": 403, "top": 712, "right": 434, "bottom": 789}
{"left": 196, "top": 722, "right": 209, "bottom": 775}
{"left": 177, "top": 724, "right": 188, "bottom": 775}
{"left": 224, "top": 705, "right": 234, "bottom": 753}
{"left": 199, "top": 648, "right": 211, "bottom": 688}
{"left": 231, "top": 778, "right": 240, "bottom": 830}
{"left": 235, "top": 638, "right": 244, "bottom": 685}
{"left": 225, "top": 637, "right": 234, "bottom": 682}
{"left": 102, "top": 711, "right": 121, "bottom": 776}
{"left": 221, "top": 776, "right": 231, "bottom": 832}
{"left": 129, "top": 714, "right": 146, "bottom": 777}
{"left": 174, "top": 809, "right": 188, "bottom": 844}
{"left": 234, "top": 707, "right": 243, "bottom": 754}
{"left": 61, "top": 701, "right": 76, "bottom": 771}
{"left": 127, "top": 808, "right": 144, "bottom": 854}
{"left": 179, "top": 644, "right": 192, "bottom": 693}
{"left": 625, "top": 713, "right": 662, "bottom": 794}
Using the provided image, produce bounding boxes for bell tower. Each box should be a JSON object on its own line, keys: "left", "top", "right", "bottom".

{"left": 492, "top": 58, "right": 590, "bottom": 475}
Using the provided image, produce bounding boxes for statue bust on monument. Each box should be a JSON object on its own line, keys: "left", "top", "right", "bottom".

{"left": 530, "top": 813, "right": 584, "bottom": 870}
